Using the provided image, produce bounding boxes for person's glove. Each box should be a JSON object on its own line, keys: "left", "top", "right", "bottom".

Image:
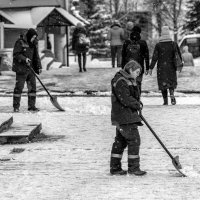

{"left": 135, "top": 102, "right": 141, "bottom": 111}
{"left": 26, "top": 58, "right": 31, "bottom": 66}
{"left": 35, "top": 69, "right": 42, "bottom": 75}
{"left": 38, "top": 69, "right": 42, "bottom": 74}
{"left": 139, "top": 101, "right": 143, "bottom": 110}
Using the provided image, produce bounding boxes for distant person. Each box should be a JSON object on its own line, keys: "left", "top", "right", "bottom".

{"left": 182, "top": 45, "right": 194, "bottom": 67}
{"left": 47, "top": 35, "right": 52, "bottom": 50}
{"left": 149, "top": 26, "right": 183, "bottom": 105}
{"left": 12, "top": 28, "right": 42, "bottom": 112}
{"left": 72, "top": 23, "right": 89, "bottom": 72}
{"left": 121, "top": 25, "right": 149, "bottom": 93}
{"left": 107, "top": 20, "right": 124, "bottom": 68}
{"left": 110, "top": 60, "right": 146, "bottom": 176}
{"left": 124, "top": 21, "right": 134, "bottom": 40}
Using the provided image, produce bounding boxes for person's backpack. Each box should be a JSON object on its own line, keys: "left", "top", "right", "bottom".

{"left": 125, "top": 40, "right": 141, "bottom": 63}
{"left": 77, "top": 33, "right": 90, "bottom": 48}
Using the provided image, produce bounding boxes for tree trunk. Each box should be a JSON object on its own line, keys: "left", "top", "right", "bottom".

{"left": 156, "top": 12, "right": 162, "bottom": 36}
{"left": 173, "top": 0, "right": 178, "bottom": 42}
{"left": 114, "top": 0, "right": 120, "bottom": 17}
{"left": 110, "top": 0, "right": 112, "bottom": 14}
{"left": 123, "top": 0, "right": 128, "bottom": 13}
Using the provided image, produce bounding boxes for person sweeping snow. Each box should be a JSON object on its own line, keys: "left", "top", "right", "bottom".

{"left": 110, "top": 60, "right": 146, "bottom": 176}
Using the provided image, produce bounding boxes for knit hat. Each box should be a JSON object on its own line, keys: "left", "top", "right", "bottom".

{"left": 26, "top": 28, "right": 38, "bottom": 43}
{"left": 132, "top": 25, "right": 141, "bottom": 34}
{"left": 124, "top": 60, "right": 142, "bottom": 74}
{"left": 111, "top": 20, "right": 121, "bottom": 28}
{"left": 130, "top": 31, "right": 141, "bottom": 41}
{"left": 126, "top": 21, "right": 134, "bottom": 31}
{"left": 161, "top": 26, "right": 170, "bottom": 37}
{"left": 183, "top": 45, "right": 189, "bottom": 53}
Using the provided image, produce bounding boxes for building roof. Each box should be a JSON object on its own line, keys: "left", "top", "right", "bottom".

{"left": 0, "top": 10, "right": 15, "bottom": 24}
{"left": 0, "top": 0, "right": 63, "bottom": 8}
{"left": 0, "top": 7, "right": 83, "bottom": 29}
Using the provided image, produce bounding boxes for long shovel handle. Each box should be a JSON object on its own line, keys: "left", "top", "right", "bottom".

{"left": 28, "top": 66, "right": 53, "bottom": 99}
{"left": 140, "top": 111, "right": 186, "bottom": 176}
{"left": 140, "top": 114, "right": 174, "bottom": 160}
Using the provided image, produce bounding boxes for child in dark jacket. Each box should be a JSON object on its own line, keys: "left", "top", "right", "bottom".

{"left": 110, "top": 60, "right": 147, "bottom": 176}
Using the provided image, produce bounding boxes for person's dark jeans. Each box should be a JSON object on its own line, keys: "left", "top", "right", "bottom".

{"left": 111, "top": 45, "right": 122, "bottom": 68}
{"left": 77, "top": 52, "right": 87, "bottom": 72}
{"left": 13, "top": 72, "right": 36, "bottom": 109}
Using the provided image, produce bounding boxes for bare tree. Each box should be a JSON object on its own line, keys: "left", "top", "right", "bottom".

{"left": 113, "top": 0, "right": 120, "bottom": 17}
{"left": 144, "top": 0, "right": 184, "bottom": 41}
{"left": 109, "top": 0, "right": 112, "bottom": 14}
{"left": 122, "top": 0, "right": 129, "bottom": 13}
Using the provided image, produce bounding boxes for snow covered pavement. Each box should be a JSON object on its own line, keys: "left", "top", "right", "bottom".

{"left": 0, "top": 96, "right": 200, "bottom": 199}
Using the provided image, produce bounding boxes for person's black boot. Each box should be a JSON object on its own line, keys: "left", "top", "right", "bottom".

{"left": 163, "top": 97, "right": 168, "bottom": 105}
{"left": 13, "top": 108, "right": 19, "bottom": 112}
{"left": 28, "top": 107, "right": 40, "bottom": 112}
{"left": 169, "top": 89, "right": 176, "bottom": 105}
{"left": 110, "top": 168, "right": 127, "bottom": 175}
{"left": 170, "top": 96, "right": 176, "bottom": 105}
{"left": 128, "top": 168, "right": 147, "bottom": 176}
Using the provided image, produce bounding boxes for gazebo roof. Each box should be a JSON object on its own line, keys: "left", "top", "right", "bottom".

{"left": 0, "top": 7, "right": 83, "bottom": 28}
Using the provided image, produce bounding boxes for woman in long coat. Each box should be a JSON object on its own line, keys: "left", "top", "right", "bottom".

{"left": 149, "top": 26, "right": 182, "bottom": 105}
{"left": 72, "top": 23, "right": 89, "bottom": 72}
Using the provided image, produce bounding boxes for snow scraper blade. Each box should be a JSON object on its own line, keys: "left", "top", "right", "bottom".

{"left": 172, "top": 156, "right": 186, "bottom": 177}
{"left": 28, "top": 65, "right": 65, "bottom": 111}
{"left": 139, "top": 112, "right": 186, "bottom": 177}
{"left": 50, "top": 96, "right": 65, "bottom": 111}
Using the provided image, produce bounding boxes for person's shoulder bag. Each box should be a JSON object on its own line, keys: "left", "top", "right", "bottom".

{"left": 172, "top": 42, "right": 183, "bottom": 71}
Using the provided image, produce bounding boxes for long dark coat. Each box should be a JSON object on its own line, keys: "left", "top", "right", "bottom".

{"left": 150, "top": 41, "right": 182, "bottom": 90}
{"left": 111, "top": 70, "right": 143, "bottom": 126}
{"left": 72, "top": 27, "right": 89, "bottom": 53}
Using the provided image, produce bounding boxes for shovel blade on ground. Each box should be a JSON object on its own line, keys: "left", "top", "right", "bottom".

{"left": 172, "top": 156, "right": 187, "bottom": 177}
{"left": 50, "top": 96, "right": 65, "bottom": 111}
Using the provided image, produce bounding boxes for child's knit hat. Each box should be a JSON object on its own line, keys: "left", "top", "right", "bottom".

{"left": 124, "top": 60, "right": 142, "bottom": 73}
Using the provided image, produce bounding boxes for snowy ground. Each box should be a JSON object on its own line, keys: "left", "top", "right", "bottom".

{"left": 1, "top": 96, "right": 200, "bottom": 200}
{"left": 0, "top": 57, "right": 200, "bottom": 199}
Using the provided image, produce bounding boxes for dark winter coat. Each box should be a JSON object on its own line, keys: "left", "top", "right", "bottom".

{"left": 150, "top": 41, "right": 182, "bottom": 90}
{"left": 111, "top": 70, "right": 143, "bottom": 126}
{"left": 12, "top": 36, "right": 42, "bottom": 75}
{"left": 121, "top": 39, "right": 149, "bottom": 74}
{"left": 72, "top": 26, "right": 89, "bottom": 53}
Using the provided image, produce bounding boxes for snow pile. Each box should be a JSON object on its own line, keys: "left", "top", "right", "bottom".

{"left": 74, "top": 104, "right": 110, "bottom": 115}
{"left": 182, "top": 166, "right": 200, "bottom": 178}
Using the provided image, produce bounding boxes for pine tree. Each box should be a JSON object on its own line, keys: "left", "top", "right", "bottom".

{"left": 185, "top": 0, "right": 200, "bottom": 31}
{"left": 83, "top": 0, "right": 112, "bottom": 59}
{"left": 81, "top": 0, "right": 97, "bottom": 18}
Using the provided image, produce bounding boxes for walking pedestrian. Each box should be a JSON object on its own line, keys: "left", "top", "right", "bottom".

{"left": 149, "top": 26, "right": 183, "bottom": 105}
{"left": 72, "top": 23, "right": 89, "bottom": 72}
{"left": 121, "top": 25, "right": 149, "bottom": 93}
{"left": 107, "top": 20, "right": 124, "bottom": 68}
{"left": 124, "top": 21, "right": 134, "bottom": 40}
{"left": 47, "top": 35, "right": 52, "bottom": 50}
{"left": 110, "top": 60, "right": 146, "bottom": 176}
{"left": 12, "top": 28, "right": 42, "bottom": 112}
{"left": 182, "top": 45, "right": 194, "bottom": 67}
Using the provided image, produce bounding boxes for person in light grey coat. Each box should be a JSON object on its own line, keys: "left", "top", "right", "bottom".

{"left": 182, "top": 45, "right": 194, "bottom": 67}
{"left": 107, "top": 20, "right": 124, "bottom": 68}
{"left": 149, "top": 26, "right": 182, "bottom": 105}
